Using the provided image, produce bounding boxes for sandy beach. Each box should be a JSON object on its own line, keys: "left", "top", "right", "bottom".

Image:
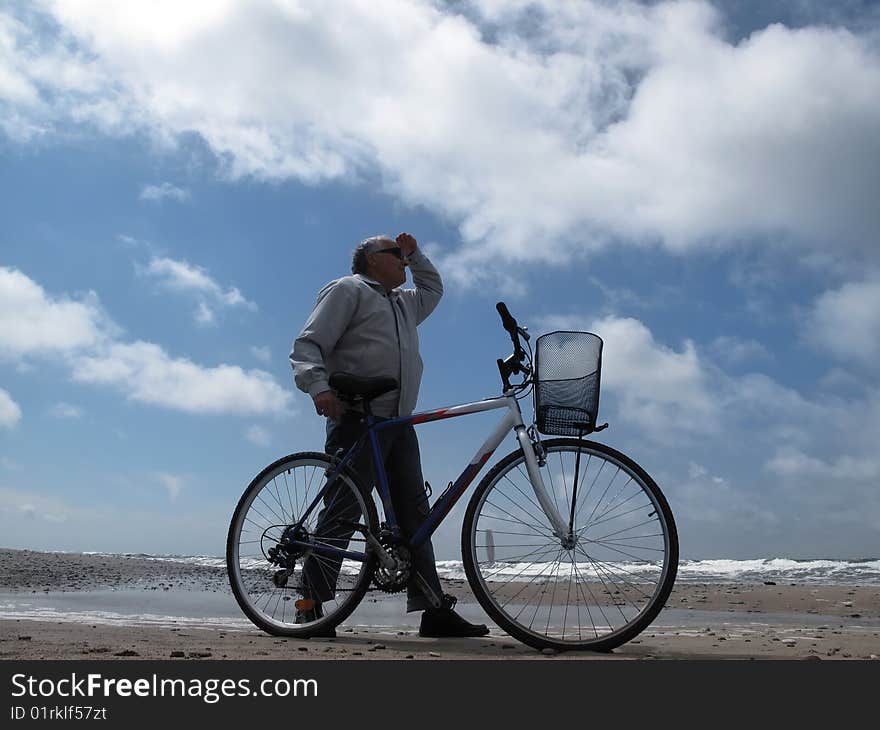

{"left": 2, "top": 548, "right": 879, "bottom": 660}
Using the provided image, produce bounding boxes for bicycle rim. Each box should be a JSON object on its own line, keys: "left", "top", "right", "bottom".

{"left": 226, "top": 453, "right": 376, "bottom": 636}
{"left": 463, "top": 439, "right": 677, "bottom": 651}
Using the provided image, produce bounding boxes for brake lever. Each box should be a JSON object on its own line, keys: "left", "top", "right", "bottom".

{"left": 517, "top": 325, "right": 530, "bottom": 342}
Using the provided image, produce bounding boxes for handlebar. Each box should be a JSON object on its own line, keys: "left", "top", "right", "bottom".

{"left": 496, "top": 302, "right": 529, "bottom": 353}
{"left": 496, "top": 301, "right": 517, "bottom": 334}
{"left": 495, "top": 301, "right": 531, "bottom": 391}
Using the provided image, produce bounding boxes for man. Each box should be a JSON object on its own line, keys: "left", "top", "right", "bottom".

{"left": 290, "top": 232, "right": 489, "bottom": 639}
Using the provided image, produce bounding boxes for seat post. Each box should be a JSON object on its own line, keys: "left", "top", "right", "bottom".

{"left": 362, "top": 398, "right": 374, "bottom": 425}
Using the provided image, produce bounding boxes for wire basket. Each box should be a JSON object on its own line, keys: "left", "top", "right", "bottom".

{"left": 534, "top": 330, "right": 603, "bottom": 436}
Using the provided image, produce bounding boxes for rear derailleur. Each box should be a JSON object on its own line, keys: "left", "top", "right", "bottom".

{"left": 266, "top": 524, "right": 309, "bottom": 588}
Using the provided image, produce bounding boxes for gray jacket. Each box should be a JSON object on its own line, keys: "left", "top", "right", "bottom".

{"left": 290, "top": 248, "right": 443, "bottom": 417}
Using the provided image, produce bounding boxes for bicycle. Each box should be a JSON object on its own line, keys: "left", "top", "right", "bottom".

{"left": 227, "top": 303, "right": 678, "bottom": 652}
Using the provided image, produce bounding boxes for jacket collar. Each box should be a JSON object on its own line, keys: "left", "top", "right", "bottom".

{"left": 354, "top": 273, "right": 397, "bottom": 297}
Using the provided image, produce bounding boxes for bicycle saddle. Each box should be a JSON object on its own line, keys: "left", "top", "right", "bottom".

{"left": 328, "top": 372, "right": 398, "bottom": 401}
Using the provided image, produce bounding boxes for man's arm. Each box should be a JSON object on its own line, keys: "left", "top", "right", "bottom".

{"left": 290, "top": 279, "right": 359, "bottom": 416}
{"left": 396, "top": 232, "right": 443, "bottom": 324}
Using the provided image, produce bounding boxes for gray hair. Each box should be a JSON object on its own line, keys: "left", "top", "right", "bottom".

{"left": 351, "top": 235, "right": 395, "bottom": 275}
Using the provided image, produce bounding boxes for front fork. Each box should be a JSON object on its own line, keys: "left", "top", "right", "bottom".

{"left": 515, "top": 425, "right": 571, "bottom": 544}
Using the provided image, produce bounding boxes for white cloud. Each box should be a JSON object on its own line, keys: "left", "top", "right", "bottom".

{"left": 533, "top": 311, "right": 880, "bottom": 546}
{"left": 2, "top": 1, "right": 877, "bottom": 280}
{"left": 0, "top": 7, "right": 109, "bottom": 141}
{"left": 49, "top": 402, "right": 82, "bottom": 419}
{"left": 144, "top": 257, "right": 217, "bottom": 294}
{"left": 766, "top": 447, "right": 880, "bottom": 482}
{"left": 762, "top": 444, "right": 880, "bottom": 535}
{"left": 675, "top": 461, "right": 780, "bottom": 530}
{"left": 245, "top": 424, "right": 271, "bottom": 447}
{"left": 193, "top": 301, "right": 215, "bottom": 326}
{"left": 536, "top": 312, "right": 719, "bottom": 440}
{"left": 523, "top": 315, "right": 880, "bottom": 554}
{"left": 807, "top": 275, "right": 880, "bottom": 367}
{"left": 2, "top": 267, "right": 290, "bottom": 417}
{"left": 0, "top": 266, "right": 117, "bottom": 360}
{"left": 597, "top": 315, "right": 719, "bottom": 434}
{"left": 139, "top": 181, "right": 190, "bottom": 202}
{"left": 140, "top": 256, "right": 257, "bottom": 325}
{"left": 156, "top": 472, "right": 184, "bottom": 502}
{"left": 71, "top": 340, "right": 291, "bottom": 415}
{"left": 0, "top": 388, "right": 22, "bottom": 428}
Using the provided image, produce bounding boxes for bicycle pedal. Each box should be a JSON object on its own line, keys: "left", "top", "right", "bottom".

{"left": 272, "top": 569, "right": 291, "bottom": 588}
{"left": 294, "top": 598, "right": 317, "bottom": 611}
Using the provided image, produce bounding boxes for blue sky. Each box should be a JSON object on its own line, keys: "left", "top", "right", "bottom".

{"left": 1, "top": 0, "right": 879, "bottom": 559}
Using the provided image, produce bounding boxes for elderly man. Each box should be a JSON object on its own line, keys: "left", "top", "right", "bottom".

{"left": 290, "top": 232, "right": 489, "bottom": 639}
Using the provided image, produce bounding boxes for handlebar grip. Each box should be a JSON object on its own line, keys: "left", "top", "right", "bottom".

{"left": 496, "top": 301, "right": 517, "bottom": 332}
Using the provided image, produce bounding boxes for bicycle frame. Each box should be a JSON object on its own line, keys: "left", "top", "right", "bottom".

{"left": 290, "top": 390, "right": 569, "bottom": 563}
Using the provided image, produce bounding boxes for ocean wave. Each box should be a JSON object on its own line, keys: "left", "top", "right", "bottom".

{"left": 87, "top": 553, "right": 880, "bottom": 585}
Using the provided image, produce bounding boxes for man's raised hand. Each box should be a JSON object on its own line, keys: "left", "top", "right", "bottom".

{"left": 396, "top": 232, "right": 417, "bottom": 256}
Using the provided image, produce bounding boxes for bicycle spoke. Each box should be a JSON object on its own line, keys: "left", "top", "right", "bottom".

{"left": 482, "top": 498, "right": 556, "bottom": 538}
{"left": 267, "top": 476, "right": 289, "bottom": 524}
{"left": 479, "top": 543, "right": 561, "bottom": 579}
{"left": 585, "top": 498, "right": 653, "bottom": 531}
{"left": 543, "top": 549, "right": 564, "bottom": 635}
{"left": 495, "top": 547, "right": 564, "bottom": 613}
{"left": 517, "top": 547, "right": 564, "bottom": 626}
{"left": 467, "top": 441, "right": 676, "bottom": 650}
{"left": 588, "top": 478, "right": 638, "bottom": 525}
{"left": 490, "top": 483, "right": 556, "bottom": 532}
{"left": 282, "top": 469, "right": 298, "bottom": 525}
{"left": 589, "top": 516, "right": 660, "bottom": 543}
{"left": 255, "top": 492, "right": 287, "bottom": 527}
{"left": 572, "top": 547, "right": 656, "bottom": 604}
{"left": 228, "top": 455, "right": 377, "bottom": 635}
{"left": 504, "top": 469, "right": 546, "bottom": 516}
{"left": 475, "top": 512, "right": 554, "bottom": 537}
{"left": 562, "top": 558, "right": 573, "bottom": 640}
{"left": 482, "top": 544, "right": 560, "bottom": 596}
{"left": 570, "top": 555, "right": 612, "bottom": 635}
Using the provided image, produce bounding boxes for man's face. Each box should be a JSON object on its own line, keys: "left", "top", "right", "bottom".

{"left": 366, "top": 240, "right": 407, "bottom": 291}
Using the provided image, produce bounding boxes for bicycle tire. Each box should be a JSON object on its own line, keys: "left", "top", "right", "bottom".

{"left": 226, "top": 451, "right": 378, "bottom": 637}
{"left": 462, "top": 438, "right": 678, "bottom": 652}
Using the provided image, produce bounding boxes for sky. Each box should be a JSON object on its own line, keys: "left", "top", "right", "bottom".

{"left": 1, "top": 0, "right": 879, "bottom": 560}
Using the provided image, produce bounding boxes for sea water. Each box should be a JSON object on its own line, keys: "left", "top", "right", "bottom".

{"left": 83, "top": 553, "right": 880, "bottom": 586}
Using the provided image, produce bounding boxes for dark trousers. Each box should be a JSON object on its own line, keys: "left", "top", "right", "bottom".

{"left": 301, "top": 412, "right": 443, "bottom": 612}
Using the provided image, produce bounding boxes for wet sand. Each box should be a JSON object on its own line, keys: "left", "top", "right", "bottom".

{"left": 2, "top": 548, "right": 879, "bottom": 660}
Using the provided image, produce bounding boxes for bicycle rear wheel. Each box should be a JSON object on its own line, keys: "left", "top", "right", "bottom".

{"left": 226, "top": 452, "right": 378, "bottom": 637}
{"left": 462, "top": 438, "right": 677, "bottom": 652}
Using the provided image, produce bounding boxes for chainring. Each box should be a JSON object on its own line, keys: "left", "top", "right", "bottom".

{"left": 372, "top": 539, "right": 412, "bottom": 593}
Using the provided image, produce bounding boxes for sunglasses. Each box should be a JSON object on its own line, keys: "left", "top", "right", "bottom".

{"left": 371, "top": 246, "right": 405, "bottom": 260}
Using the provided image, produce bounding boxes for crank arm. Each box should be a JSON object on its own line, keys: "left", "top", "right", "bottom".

{"left": 412, "top": 571, "right": 443, "bottom": 609}
{"left": 339, "top": 519, "right": 396, "bottom": 570}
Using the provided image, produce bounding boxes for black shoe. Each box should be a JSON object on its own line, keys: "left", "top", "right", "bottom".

{"left": 294, "top": 599, "right": 336, "bottom": 639}
{"left": 419, "top": 601, "right": 490, "bottom": 638}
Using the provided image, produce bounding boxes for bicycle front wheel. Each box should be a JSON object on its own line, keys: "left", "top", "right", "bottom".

{"left": 462, "top": 438, "right": 678, "bottom": 652}
{"left": 226, "top": 452, "right": 378, "bottom": 637}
